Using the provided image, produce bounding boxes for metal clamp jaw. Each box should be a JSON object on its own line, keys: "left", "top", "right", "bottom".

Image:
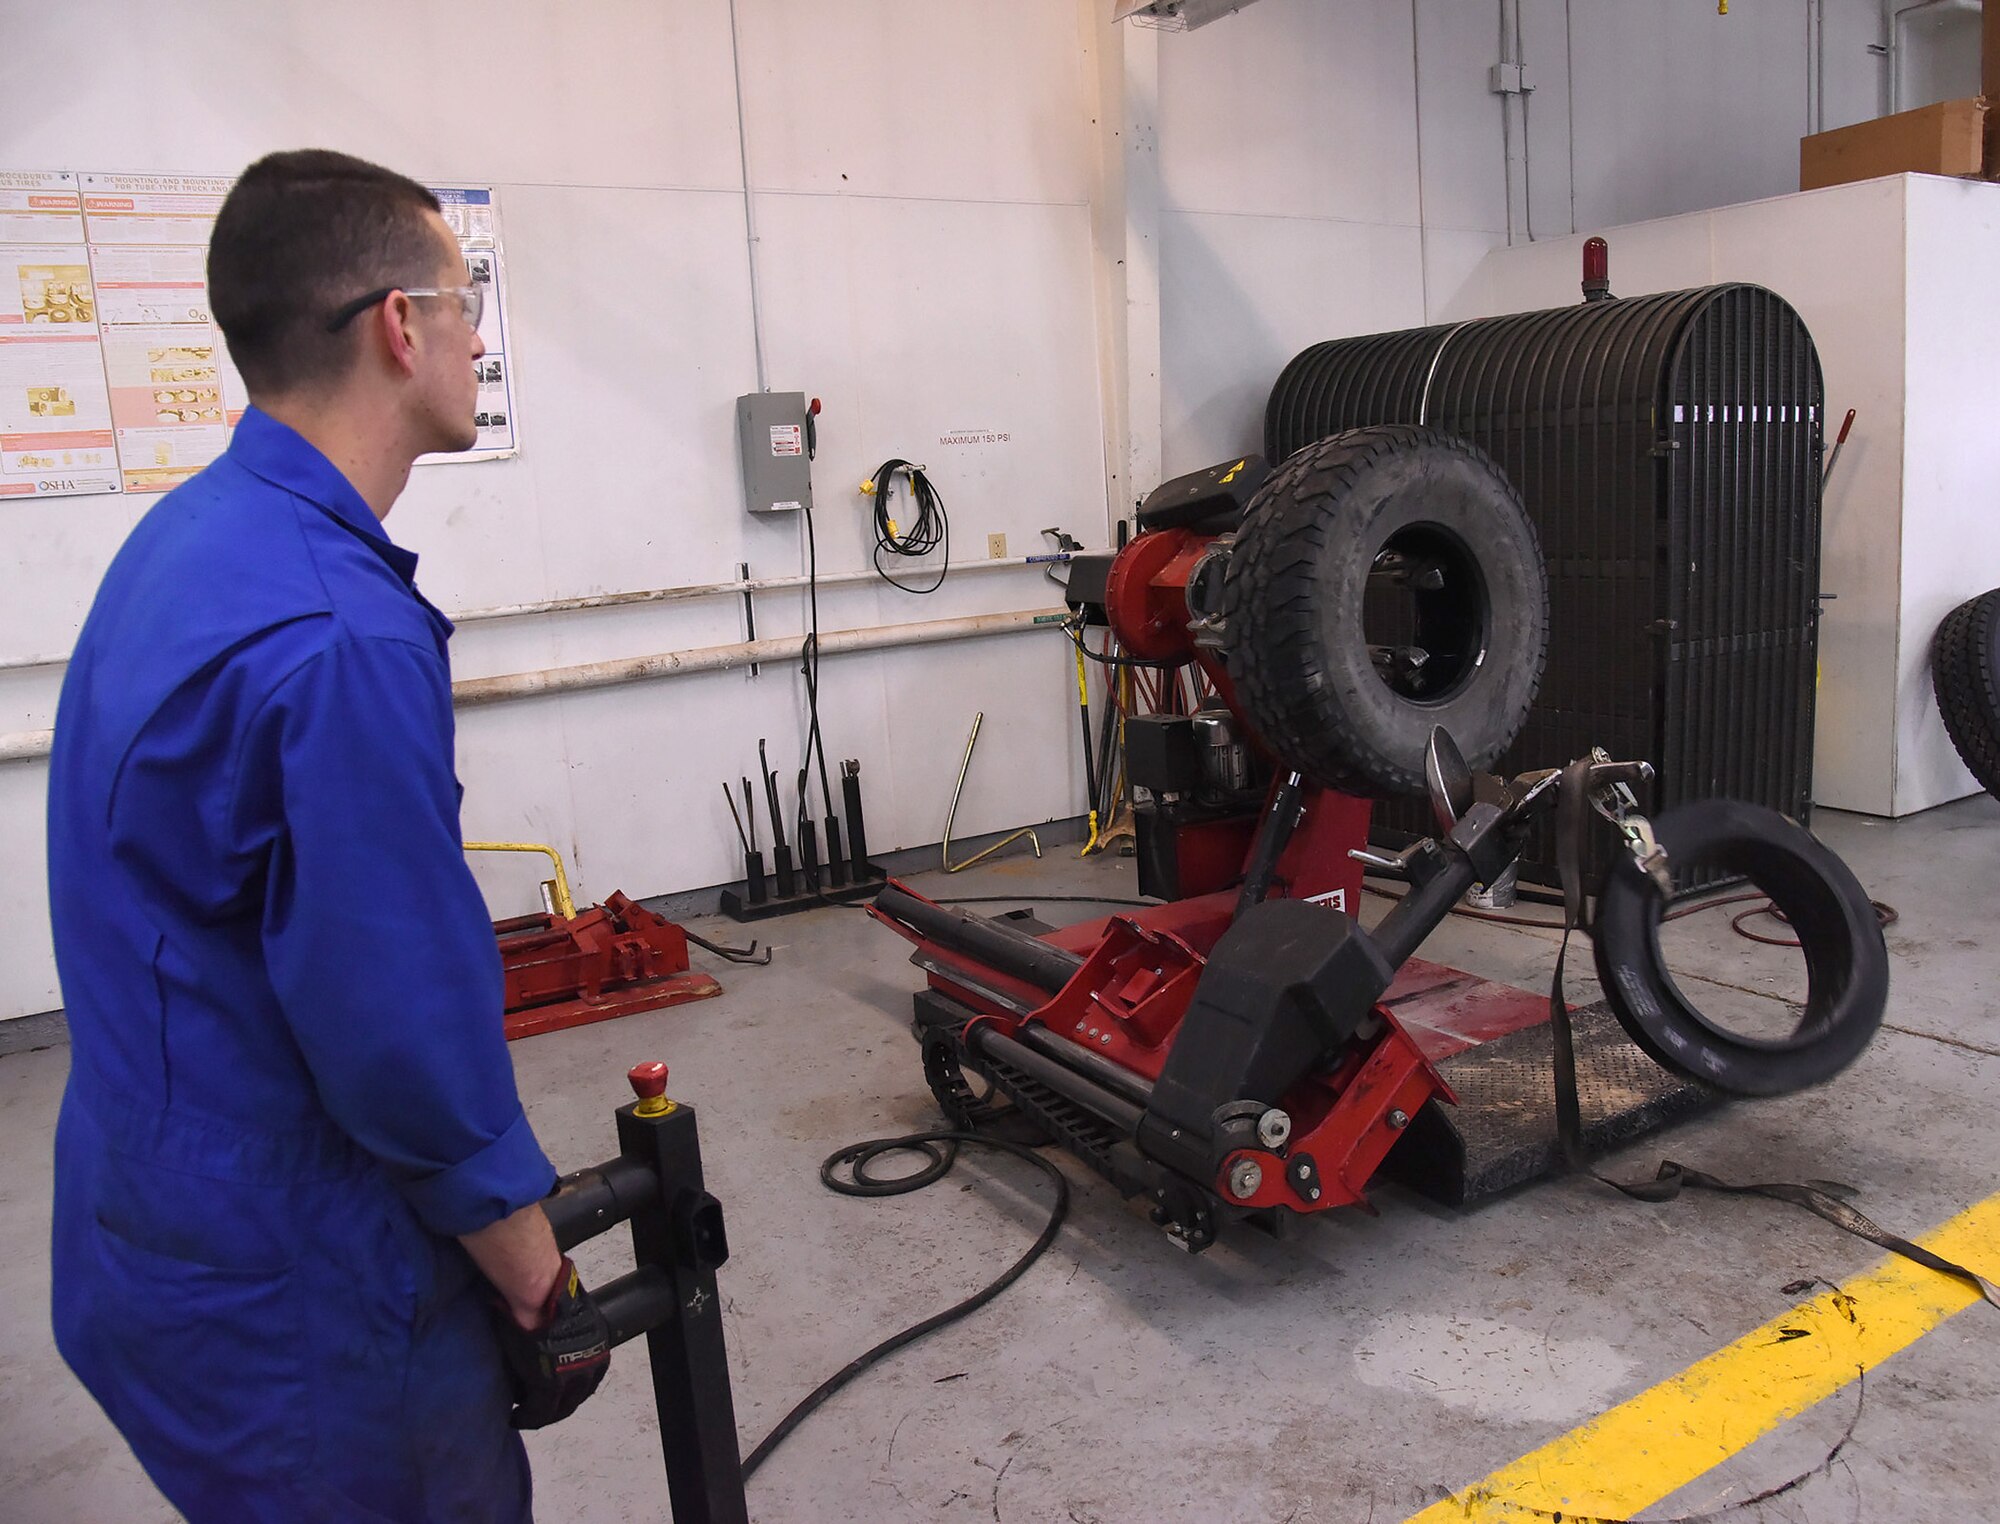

{"left": 1580, "top": 747, "right": 1671, "bottom": 895}
{"left": 1354, "top": 728, "right": 1670, "bottom": 972}
{"left": 1473, "top": 747, "right": 1668, "bottom": 894}
{"left": 1182, "top": 534, "right": 1236, "bottom": 653}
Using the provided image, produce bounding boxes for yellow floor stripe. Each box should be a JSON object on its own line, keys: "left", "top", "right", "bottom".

{"left": 1405, "top": 1193, "right": 2000, "bottom": 1523}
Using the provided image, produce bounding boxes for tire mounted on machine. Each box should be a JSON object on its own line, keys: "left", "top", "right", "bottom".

{"left": 1221, "top": 425, "right": 1549, "bottom": 797}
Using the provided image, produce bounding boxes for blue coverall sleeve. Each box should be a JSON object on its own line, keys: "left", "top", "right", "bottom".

{"left": 259, "top": 634, "right": 555, "bottom": 1236}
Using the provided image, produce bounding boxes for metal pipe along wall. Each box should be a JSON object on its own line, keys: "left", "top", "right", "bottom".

{"left": 0, "top": 555, "right": 1069, "bottom": 673}
{"left": 0, "top": 608, "right": 1067, "bottom": 763}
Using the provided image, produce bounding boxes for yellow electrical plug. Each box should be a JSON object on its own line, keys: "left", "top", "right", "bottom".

{"left": 863, "top": 474, "right": 897, "bottom": 535}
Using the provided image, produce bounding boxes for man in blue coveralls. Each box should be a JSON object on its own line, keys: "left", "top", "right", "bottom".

{"left": 47, "top": 150, "right": 610, "bottom": 1521}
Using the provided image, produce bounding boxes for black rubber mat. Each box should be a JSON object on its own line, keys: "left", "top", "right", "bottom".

{"left": 1385, "top": 1001, "right": 1723, "bottom": 1207}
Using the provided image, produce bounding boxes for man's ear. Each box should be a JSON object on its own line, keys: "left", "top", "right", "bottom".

{"left": 372, "top": 292, "right": 422, "bottom": 378}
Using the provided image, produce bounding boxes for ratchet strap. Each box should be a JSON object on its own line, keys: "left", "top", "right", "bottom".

{"left": 1548, "top": 758, "right": 1998, "bottom": 1309}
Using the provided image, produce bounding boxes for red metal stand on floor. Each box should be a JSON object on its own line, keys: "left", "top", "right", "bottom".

{"left": 495, "top": 892, "right": 723, "bottom": 1041}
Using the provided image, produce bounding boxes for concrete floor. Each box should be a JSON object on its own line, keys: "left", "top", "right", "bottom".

{"left": 2, "top": 798, "right": 1996, "bottom": 1522}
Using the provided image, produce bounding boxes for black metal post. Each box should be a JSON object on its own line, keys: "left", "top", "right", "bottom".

{"left": 613, "top": 1097, "right": 746, "bottom": 1524}
{"left": 1235, "top": 770, "right": 1305, "bottom": 917}
{"left": 842, "top": 760, "right": 870, "bottom": 880}
{"left": 541, "top": 1082, "right": 749, "bottom": 1524}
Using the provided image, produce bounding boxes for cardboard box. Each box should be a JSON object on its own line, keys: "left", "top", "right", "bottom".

{"left": 1800, "top": 98, "right": 1987, "bottom": 191}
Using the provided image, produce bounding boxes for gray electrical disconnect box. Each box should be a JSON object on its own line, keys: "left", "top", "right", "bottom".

{"left": 736, "top": 391, "right": 814, "bottom": 514}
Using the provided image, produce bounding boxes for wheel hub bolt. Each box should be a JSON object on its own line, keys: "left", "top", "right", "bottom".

{"left": 1228, "top": 1158, "right": 1263, "bottom": 1199}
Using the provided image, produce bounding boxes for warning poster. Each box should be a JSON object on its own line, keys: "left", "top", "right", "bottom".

{"left": 0, "top": 170, "right": 521, "bottom": 500}
{"left": 82, "top": 172, "right": 243, "bottom": 495}
{"left": 420, "top": 187, "right": 518, "bottom": 464}
{"left": 0, "top": 171, "right": 118, "bottom": 499}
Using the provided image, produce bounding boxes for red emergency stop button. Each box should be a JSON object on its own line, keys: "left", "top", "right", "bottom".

{"left": 628, "top": 1061, "right": 673, "bottom": 1117}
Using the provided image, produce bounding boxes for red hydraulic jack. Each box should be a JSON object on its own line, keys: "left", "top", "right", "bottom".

{"left": 543, "top": 1061, "right": 748, "bottom": 1523}
{"left": 470, "top": 842, "right": 759, "bottom": 1041}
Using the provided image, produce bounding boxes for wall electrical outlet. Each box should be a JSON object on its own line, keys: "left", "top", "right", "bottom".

{"left": 987, "top": 532, "right": 1007, "bottom": 559}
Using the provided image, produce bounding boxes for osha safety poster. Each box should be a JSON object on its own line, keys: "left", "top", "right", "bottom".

{"left": 0, "top": 169, "right": 517, "bottom": 501}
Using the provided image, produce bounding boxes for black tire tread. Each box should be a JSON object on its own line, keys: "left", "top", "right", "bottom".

{"left": 1224, "top": 425, "right": 1549, "bottom": 796}
{"left": 1932, "top": 588, "right": 2000, "bottom": 800}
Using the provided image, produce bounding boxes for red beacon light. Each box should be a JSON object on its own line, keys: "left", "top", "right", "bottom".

{"left": 1582, "top": 237, "right": 1612, "bottom": 303}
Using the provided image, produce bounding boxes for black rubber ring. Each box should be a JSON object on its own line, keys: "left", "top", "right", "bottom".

{"left": 1592, "top": 799, "right": 1888, "bottom": 1097}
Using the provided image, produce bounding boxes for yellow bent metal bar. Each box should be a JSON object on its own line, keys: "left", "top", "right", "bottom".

{"left": 464, "top": 840, "right": 577, "bottom": 920}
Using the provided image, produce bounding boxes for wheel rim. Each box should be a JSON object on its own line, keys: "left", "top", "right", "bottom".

{"left": 1362, "top": 521, "right": 1490, "bottom": 705}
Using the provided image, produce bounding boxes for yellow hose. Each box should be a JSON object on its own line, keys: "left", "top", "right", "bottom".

{"left": 1074, "top": 639, "right": 1101, "bottom": 858}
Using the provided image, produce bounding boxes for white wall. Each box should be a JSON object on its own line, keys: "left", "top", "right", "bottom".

{"left": 1154, "top": 0, "right": 1896, "bottom": 481}
{"left": 1899, "top": 174, "right": 2000, "bottom": 814}
{"left": 1156, "top": 0, "right": 1426, "bottom": 478}
{"left": 0, "top": 0, "right": 1108, "bottom": 1020}
{"left": 1568, "top": 2, "right": 1821, "bottom": 229}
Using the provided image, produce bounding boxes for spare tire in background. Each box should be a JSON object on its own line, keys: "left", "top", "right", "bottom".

{"left": 1932, "top": 587, "right": 2000, "bottom": 800}
{"left": 1594, "top": 799, "right": 1888, "bottom": 1098}
{"left": 1220, "top": 425, "right": 1548, "bottom": 798}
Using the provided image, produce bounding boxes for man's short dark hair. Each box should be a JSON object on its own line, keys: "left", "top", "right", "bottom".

{"left": 209, "top": 150, "right": 447, "bottom": 396}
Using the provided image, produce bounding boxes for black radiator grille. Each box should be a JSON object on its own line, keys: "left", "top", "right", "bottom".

{"left": 1265, "top": 284, "right": 1823, "bottom": 885}
{"left": 1663, "top": 286, "right": 1821, "bottom": 829}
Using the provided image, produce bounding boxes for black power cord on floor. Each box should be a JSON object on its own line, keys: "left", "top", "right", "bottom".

{"left": 738, "top": 1126, "right": 1069, "bottom": 1480}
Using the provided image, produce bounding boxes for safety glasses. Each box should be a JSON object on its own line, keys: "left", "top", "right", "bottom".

{"left": 324, "top": 283, "right": 483, "bottom": 334}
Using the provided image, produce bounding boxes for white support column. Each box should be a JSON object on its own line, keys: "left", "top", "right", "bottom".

{"left": 1082, "top": 2, "right": 1163, "bottom": 536}
{"left": 1122, "top": 23, "right": 1164, "bottom": 510}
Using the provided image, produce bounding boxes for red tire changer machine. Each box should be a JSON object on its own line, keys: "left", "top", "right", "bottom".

{"left": 869, "top": 451, "right": 1812, "bottom": 1251}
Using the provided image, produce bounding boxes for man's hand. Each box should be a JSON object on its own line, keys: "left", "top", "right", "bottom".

{"left": 462, "top": 1201, "right": 611, "bottom": 1427}
{"left": 491, "top": 1255, "right": 612, "bottom": 1429}
{"left": 461, "top": 1199, "right": 565, "bottom": 1330}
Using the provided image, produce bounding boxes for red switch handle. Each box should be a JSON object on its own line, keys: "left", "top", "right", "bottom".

{"left": 628, "top": 1061, "right": 669, "bottom": 1101}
